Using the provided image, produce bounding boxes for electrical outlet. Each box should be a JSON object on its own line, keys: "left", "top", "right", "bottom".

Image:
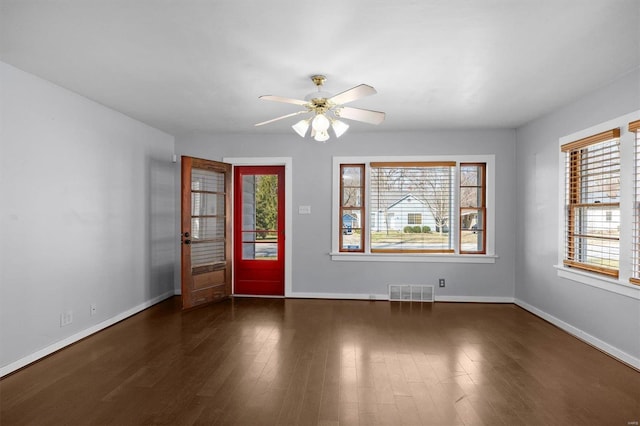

{"left": 439, "top": 278, "right": 446, "bottom": 288}
{"left": 60, "top": 310, "right": 73, "bottom": 327}
{"left": 90, "top": 304, "right": 97, "bottom": 316}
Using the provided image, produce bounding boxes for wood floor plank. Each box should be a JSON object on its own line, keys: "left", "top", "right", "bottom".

{"left": 1, "top": 297, "right": 639, "bottom": 425}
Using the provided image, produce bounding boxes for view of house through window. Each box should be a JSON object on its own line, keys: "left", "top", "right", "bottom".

{"left": 340, "top": 164, "right": 365, "bottom": 252}
{"left": 370, "top": 162, "right": 455, "bottom": 253}
{"left": 337, "top": 158, "right": 490, "bottom": 256}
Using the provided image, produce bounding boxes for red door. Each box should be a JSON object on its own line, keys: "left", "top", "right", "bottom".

{"left": 233, "top": 166, "right": 285, "bottom": 296}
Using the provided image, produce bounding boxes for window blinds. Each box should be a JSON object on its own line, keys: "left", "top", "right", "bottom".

{"left": 630, "top": 120, "right": 640, "bottom": 285}
{"left": 562, "top": 129, "right": 620, "bottom": 277}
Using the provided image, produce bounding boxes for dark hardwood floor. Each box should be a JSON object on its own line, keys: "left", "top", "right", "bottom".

{"left": 1, "top": 297, "right": 639, "bottom": 425}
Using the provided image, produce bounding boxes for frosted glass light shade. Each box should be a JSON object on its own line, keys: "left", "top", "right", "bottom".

{"left": 332, "top": 120, "right": 349, "bottom": 138}
{"left": 292, "top": 119, "right": 309, "bottom": 137}
{"left": 314, "top": 129, "right": 330, "bottom": 142}
{"left": 311, "top": 114, "right": 330, "bottom": 132}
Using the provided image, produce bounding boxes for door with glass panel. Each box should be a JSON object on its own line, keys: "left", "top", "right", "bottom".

{"left": 181, "top": 156, "right": 232, "bottom": 309}
{"left": 233, "top": 166, "right": 285, "bottom": 296}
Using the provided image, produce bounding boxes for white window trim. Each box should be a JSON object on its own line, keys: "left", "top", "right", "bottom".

{"left": 556, "top": 110, "right": 640, "bottom": 299}
{"left": 331, "top": 155, "right": 497, "bottom": 263}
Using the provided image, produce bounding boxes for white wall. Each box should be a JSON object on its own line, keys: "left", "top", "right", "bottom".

{"left": 176, "top": 129, "right": 517, "bottom": 301}
{"left": 0, "top": 62, "right": 176, "bottom": 374}
{"left": 515, "top": 69, "right": 640, "bottom": 367}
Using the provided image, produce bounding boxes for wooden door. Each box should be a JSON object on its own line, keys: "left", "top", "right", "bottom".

{"left": 181, "top": 156, "right": 232, "bottom": 309}
{"left": 233, "top": 166, "right": 285, "bottom": 296}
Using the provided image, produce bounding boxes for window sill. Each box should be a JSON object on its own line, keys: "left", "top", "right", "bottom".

{"left": 555, "top": 265, "right": 640, "bottom": 300}
{"left": 330, "top": 252, "right": 498, "bottom": 263}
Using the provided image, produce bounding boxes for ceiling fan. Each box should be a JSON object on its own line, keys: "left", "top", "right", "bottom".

{"left": 255, "top": 75, "right": 385, "bottom": 142}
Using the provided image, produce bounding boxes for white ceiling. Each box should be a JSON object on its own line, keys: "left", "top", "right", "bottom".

{"left": 1, "top": 0, "right": 638, "bottom": 137}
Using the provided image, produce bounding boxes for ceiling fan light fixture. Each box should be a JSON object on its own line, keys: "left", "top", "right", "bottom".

{"left": 314, "top": 129, "right": 330, "bottom": 143}
{"left": 311, "top": 113, "right": 330, "bottom": 132}
{"left": 292, "top": 119, "right": 310, "bottom": 137}
{"left": 256, "top": 75, "right": 385, "bottom": 143}
{"left": 331, "top": 119, "right": 349, "bottom": 138}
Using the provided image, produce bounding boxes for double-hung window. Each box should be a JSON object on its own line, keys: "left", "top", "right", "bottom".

{"left": 333, "top": 156, "right": 494, "bottom": 261}
{"left": 339, "top": 164, "right": 365, "bottom": 252}
{"left": 460, "top": 163, "right": 486, "bottom": 254}
{"left": 631, "top": 119, "right": 640, "bottom": 285}
{"left": 561, "top": 129, "right": 620, "bottom": 278}
{"left": 557, "top": 112, "right": 640, "bottom": 295}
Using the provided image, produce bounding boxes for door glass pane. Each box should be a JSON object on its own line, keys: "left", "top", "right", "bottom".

{"left": 191, "top": 241, "right": 225, "bottom": 268}
{"left": 192, "top": 169, "right": 224, "bottom": 192}
{"left": 192, "top": 193, "right": 224, "bottom": 216}
{"left": 191, "top": 217, "right": 224, "bottom": 241}
{"left": 241, "top": 174, "right": 278, "bottom": 260}
{"left": 191, "top": 168, "right": 226, "bottom": 270}
{"left": 242, "top": 242, "right": 279, "bottom": 260}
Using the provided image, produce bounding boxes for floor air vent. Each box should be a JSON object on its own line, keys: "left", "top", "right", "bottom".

{"left": 388, "top": 285, "right": 434, "bottom": 302}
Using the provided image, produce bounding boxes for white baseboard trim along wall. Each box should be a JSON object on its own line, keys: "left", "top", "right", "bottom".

{"left": 434, "top": 295, "right": 514, "bottom": 303}
{"left": 288, "top": 292, "right": 514, "bottom": 303}
{"left": 0, "top": 291, "right": 176, "bottom": 378}
{"left": 4, "top": 292, "right": 636, "bottom": 376}
{"left": 515, "top": 299, "right": 639, "bottom": 371}
{"left": 289, "top": 293, "right": 638, "bottom": 369}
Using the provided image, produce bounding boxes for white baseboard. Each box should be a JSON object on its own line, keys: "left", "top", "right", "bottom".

{"left": 435, "top": 295, "right": 514, "bottom": 303}
{"left": 287, "top": 292, "right": 514, "bottom": 304}
{"left": 0, "top": 291, "right": 175, "bottom": 378}
{"left": 515, "top": 298, "right": 640, "bottom": 370}
{"left": 287, "top": 292, "right": 389, "bottom": 301}
{"left": 8, "top": 291, "right": 634, "bottom": 377}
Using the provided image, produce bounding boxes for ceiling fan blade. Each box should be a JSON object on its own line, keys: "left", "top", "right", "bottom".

{"left": 255, "top": 110, "right": 308, "bottom": 126}
{"left": 329, "top": 84, "right": 377, "bottom": 105}
{"left": 336, "top": 106, "right": 386, "bottom": 125}
{"left": 259, "top": 95, "right": 308, "bottom": 106}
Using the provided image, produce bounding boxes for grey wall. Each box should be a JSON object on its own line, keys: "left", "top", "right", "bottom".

{"left": 0, "top": 62, "right": 176, "bottom": 371}
{"left": 515, "top": 69, "right": 640, "bottom": 363}
{"left": 5, "top": 57, "right": 635, "bottom": 375}
{"left": 177, "top": 129, "right": 517, "bottom": 300}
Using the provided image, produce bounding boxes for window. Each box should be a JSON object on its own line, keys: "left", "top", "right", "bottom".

{"left": 561, "top": 129, "right": 620, "bottom": 278}
{"left": 556, "top": 112, "right": 640, "bottom": 297}
{"left": 631, "top": 119, "right": 640, "bottom": 285}
{"left": 370, "top": 162, "right": 454, "bottom": 253}
{"left": 460, "top": 163, "right": 486, "bottom": 254}
{"left": 407, "top": 213, "right": 422, "bottom": 225}
{"left": 339, "top": 164, "right": 364, "bottom": 252}
{"left": 334, "top": 156, "right": 494, "bottom": 261}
